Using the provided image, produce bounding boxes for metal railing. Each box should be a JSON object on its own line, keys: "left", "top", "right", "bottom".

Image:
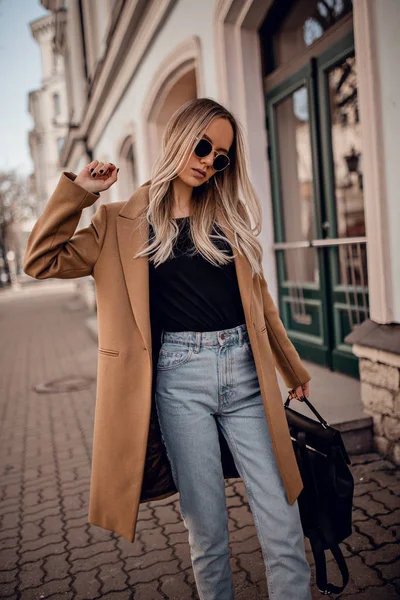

{"left": 273, "top": 237, "right": 368, "bottom": 328}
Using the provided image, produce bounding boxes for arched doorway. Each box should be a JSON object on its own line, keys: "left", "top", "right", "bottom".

{"left": 146, "top": 67, "right": 197, "bottom": 169}
{"left": 118, "top": 135, "right": 137, "bottom": 199}
{"left": 143, "top": 37, "right": 202, "bottom": 173}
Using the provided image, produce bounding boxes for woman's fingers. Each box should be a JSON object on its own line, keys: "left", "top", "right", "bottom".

{"left": 77, "top": 160, "right": 119, "bottom": 191}
{"left": 289, "top": 385, "right": 304, "bottom": 401}
{"left": 91, "top": 162, "right": 105, "bottom": 177}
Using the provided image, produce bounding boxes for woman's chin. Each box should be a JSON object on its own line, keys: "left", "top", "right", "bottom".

{"left": 179, "top": 174, "right": 205, "bottom": 187}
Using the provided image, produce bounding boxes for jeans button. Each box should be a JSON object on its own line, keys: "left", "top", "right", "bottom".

{"left": 220, "top": 333, "right": 225, "bottom": 340}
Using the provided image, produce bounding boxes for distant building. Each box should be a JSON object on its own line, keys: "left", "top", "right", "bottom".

{"left": 28, "top": 11, "right": 69, "bottom": 217}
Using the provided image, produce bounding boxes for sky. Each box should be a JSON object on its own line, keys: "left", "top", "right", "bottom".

{"left": 0, "top": 0, "right": 49, "bottom": 176}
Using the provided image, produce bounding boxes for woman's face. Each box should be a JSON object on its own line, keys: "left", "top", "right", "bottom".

{"left": 177, "top": 117, "right": 234, "bottom": 187}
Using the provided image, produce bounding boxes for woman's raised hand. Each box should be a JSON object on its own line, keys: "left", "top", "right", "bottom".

{"left": 74, "top": 160, "right": 119, "bottom": 194}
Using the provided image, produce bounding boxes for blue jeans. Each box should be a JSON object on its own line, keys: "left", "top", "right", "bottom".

{"left": 154, "top": 323, "right": 311, "bottom": 600}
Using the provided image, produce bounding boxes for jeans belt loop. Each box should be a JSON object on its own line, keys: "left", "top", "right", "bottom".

{"left": 194, "top": 331, "right": 201, "bottom": 353}
{"left": 238, "top": 325, "right": 243, "bottom": 346}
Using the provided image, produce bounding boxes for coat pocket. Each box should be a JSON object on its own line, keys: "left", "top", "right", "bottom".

{"left": 98, "top": 347, "right": 120, "bottom": 357}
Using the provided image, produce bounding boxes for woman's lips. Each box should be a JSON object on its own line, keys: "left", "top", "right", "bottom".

{"left": 192, "top": 168, "right": 206, "bottom": 178}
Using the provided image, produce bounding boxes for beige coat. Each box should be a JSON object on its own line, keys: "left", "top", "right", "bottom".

{"left": 23, "top": 172, "right": 311, "bottom": 543}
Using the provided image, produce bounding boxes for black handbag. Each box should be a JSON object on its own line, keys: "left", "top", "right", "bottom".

{"left": 284, "top": 394, "right": 355, "bottom": 595}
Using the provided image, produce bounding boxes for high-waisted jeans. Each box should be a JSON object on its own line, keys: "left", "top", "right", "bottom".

{"left": 154, "top": 322, "right": 311, "bottom": 600}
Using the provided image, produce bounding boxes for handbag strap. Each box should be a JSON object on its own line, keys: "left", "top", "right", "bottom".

{"left": 297, "top": 432, "right": 349, "bottom": 594}
{"left": 285, "top": 394, "right": 329, "bottom": 428}
{"left": 309, "top": 516, "right": 350, "bottom": 595}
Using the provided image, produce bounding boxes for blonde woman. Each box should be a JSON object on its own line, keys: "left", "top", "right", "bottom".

{"left": 24, "top": 98, "right": 312, "bottom": 600}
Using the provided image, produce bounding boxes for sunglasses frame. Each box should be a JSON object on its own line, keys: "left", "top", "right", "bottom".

{"left": 193, "top": 137, "right": 230, "bottom": 172}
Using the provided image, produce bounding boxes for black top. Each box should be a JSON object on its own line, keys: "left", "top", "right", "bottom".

{"left": 148, "top": 216, "right": 246, "bottom": 332}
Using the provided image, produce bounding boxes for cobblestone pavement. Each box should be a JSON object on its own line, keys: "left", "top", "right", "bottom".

{"left": 0, "top": 282, "right": 399, "bottom": 600}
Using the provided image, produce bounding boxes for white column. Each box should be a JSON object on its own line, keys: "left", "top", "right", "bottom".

{"left": 354, "top": 0, "right": 400, "bottom": 323}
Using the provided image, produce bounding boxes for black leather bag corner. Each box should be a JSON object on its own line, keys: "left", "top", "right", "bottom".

{"left": 285, "top": 395, "right": 355, "bottom": 595}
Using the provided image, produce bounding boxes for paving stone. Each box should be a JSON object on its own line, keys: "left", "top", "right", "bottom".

{"left": 19, "top": 577, "right": 71, "bottom": 599}
{"left": 352, "top": 507, "right": 370, "bottom": 522}
{"left": 131, "top": 580, "right": 163, "bottom": 599}
{"left": 351, "top": 453, "right": 383, "bottom": 465}
{"left": 0, "top": 547, "right": 19, "bottom": 570}
{"left": 173, "top": 542, "right": 192, "bottom": 571}
{"left": 159, "top": 573, "right": 194, "bottom": 599}
{"left": 166, "top": 530, "right": 188, "bottom": 546}
{"left": 344, "top": 528, "right": 375, "bottom": 553}
{"left": 64, "top": 524, "right": 91, "bottom": 549}
{"left": 0, "top": 581, "right": 17, "bottom": 598}
{"left": 236, "top": 547, "right": 265, "bottom": 583}
{"left": 376, "top": 510, "right": 400, "bottom": 528}
{"left": 139, "top": 528, "right": 168, "bottom": 553}
{"left": 361, "top": 542, "right": 400, "bottom": 566}
{"left": 116, "top": 538, "right": 146, "bottom": 559}
{"left": 226, "top": 494, "right": 244, "bottom": 508}
{"left": 73, "top": 568, "right": 102, "bottom": 599}
{"left": 228, "top": 506, "right": 254, "bottom": 528}
{"left": 98, "top": 562, "right": 130, "bottom": 594}
{"left": 127, "top": 547, "right": 175, "bottom": 572}
{"left": 340, "top": 583, "right": 400, "bottom": 599}
{"left": 356, "top": 518, "right": 399, "bottom": 545}
{"left": 353, "top": 494, "right": 391, "bottom": 516}
{"left": 70, "top": 551, "right": 120, "bottom": 575}
{"left": 370, "top": 488, "right": 400, "bottom": 511}
{"left": 161, "top": 520, "right": 186, "bottom": 537}
{"left": 93, "top": 591, "right": 132, "bottom": 599}
{"left": 376, "top": 560, "right": 400, "bottom": 582}
{"left": 354, "top": 480, "right": 381, "bottom": 496}
{"left": 231, "top": 534, "right": 261, "bottom": 556}
{"left": 230, "top": 525, "right": 257, "bottom": 544}
{"left": 153, "top": 503, "right": 181, "bottom": 525}
{"left": 43, "top": 552, "right": 70, "bottom": 581}
{"left": 336, "top": 554, "right": 384, "bottom": 594}
{"left": 19, "top": 542, "right": 67, "bottom": 566}
{"left": 127, "top": 557, "right": 180, "bottom": 585}
{"left": 22, "top": 532, "right": 65, "bottom": 553}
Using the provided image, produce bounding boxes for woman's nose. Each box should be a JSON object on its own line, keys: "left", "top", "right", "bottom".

{"left": 202, "top": 153, "right": 214, "bottom": 168}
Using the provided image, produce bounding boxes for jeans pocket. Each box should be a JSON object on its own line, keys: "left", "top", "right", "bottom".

{"left": 157, "top": 344, "right": 193, "bottom": 370}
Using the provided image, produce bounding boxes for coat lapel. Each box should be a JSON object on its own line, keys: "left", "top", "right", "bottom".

{"left": 116, "top": 182, "right": 254, "bottom": 356}
{"left": 214, "top": 210, "right": 254, "bottom": 329}
{"left": 116, "top": 183, "right": 152, "bottom": 355}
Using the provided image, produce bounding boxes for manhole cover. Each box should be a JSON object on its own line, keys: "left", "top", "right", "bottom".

{"left": 34, "top": 375, "right": 95, "bottom": 394}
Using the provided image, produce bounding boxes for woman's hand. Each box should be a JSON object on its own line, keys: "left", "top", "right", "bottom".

{"left": 288, "top": 380, "right": 310, "bottom": 402}
{"left": 74, "top": 160, "right": 119, "bottom": 194}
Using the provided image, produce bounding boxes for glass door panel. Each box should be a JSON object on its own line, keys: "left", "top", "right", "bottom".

{"left": 327, "top": 55, "right": 365, "bottom": 238}
{"left": 275, "top": 86, "right": 318, "bottom": 285}
{"left": 266, "top": 33, "right": 369, "bottom": 376}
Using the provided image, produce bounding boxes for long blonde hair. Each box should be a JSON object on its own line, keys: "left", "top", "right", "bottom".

{"left": 135, "top": 98, "right": 264, "bottom": 278}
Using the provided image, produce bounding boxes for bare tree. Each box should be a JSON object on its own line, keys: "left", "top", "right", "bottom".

{"left": 0, "top": 170, "right": 33, "bottom": 287}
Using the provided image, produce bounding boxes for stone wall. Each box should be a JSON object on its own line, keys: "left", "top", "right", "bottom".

{"left": 354, "top": 345, "right": 400, "bottom": 465}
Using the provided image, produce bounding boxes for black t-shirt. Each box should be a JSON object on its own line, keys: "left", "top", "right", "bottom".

{"left": 148, "top": 216, "right": 246, "bottom": 332}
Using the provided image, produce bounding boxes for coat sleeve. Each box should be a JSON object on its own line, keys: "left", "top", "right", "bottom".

{"left": 23, "top": 172, "right": 107, "bottom": 279}
{"left": 259, "top": 272, "right": 311, "bottom": 389}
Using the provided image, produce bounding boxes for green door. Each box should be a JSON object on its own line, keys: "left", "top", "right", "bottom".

{"left": 266, "top": 33, "right": 369, "bottom": 377}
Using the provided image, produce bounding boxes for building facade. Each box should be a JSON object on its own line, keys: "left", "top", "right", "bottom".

{"left": 28, "top": 12, "right": 69, "bottom": 217}
{"left": 36, "top": 0, "right": 400, "bottom": 463}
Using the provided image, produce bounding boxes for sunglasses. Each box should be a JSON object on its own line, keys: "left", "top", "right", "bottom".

{"left": 193, "top": 137, "right": 230, "bottom": 172}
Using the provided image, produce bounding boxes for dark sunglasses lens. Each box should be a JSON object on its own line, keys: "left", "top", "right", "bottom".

{"left": 194, "top": 138, "right": 212, "bottom": 157}
{"left": 213, "top": 154, "right": 229, "bottom": 171}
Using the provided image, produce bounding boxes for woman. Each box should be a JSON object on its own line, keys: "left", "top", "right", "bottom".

{"left": 24, "top": 98, "right": 312, "bottom": 599}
